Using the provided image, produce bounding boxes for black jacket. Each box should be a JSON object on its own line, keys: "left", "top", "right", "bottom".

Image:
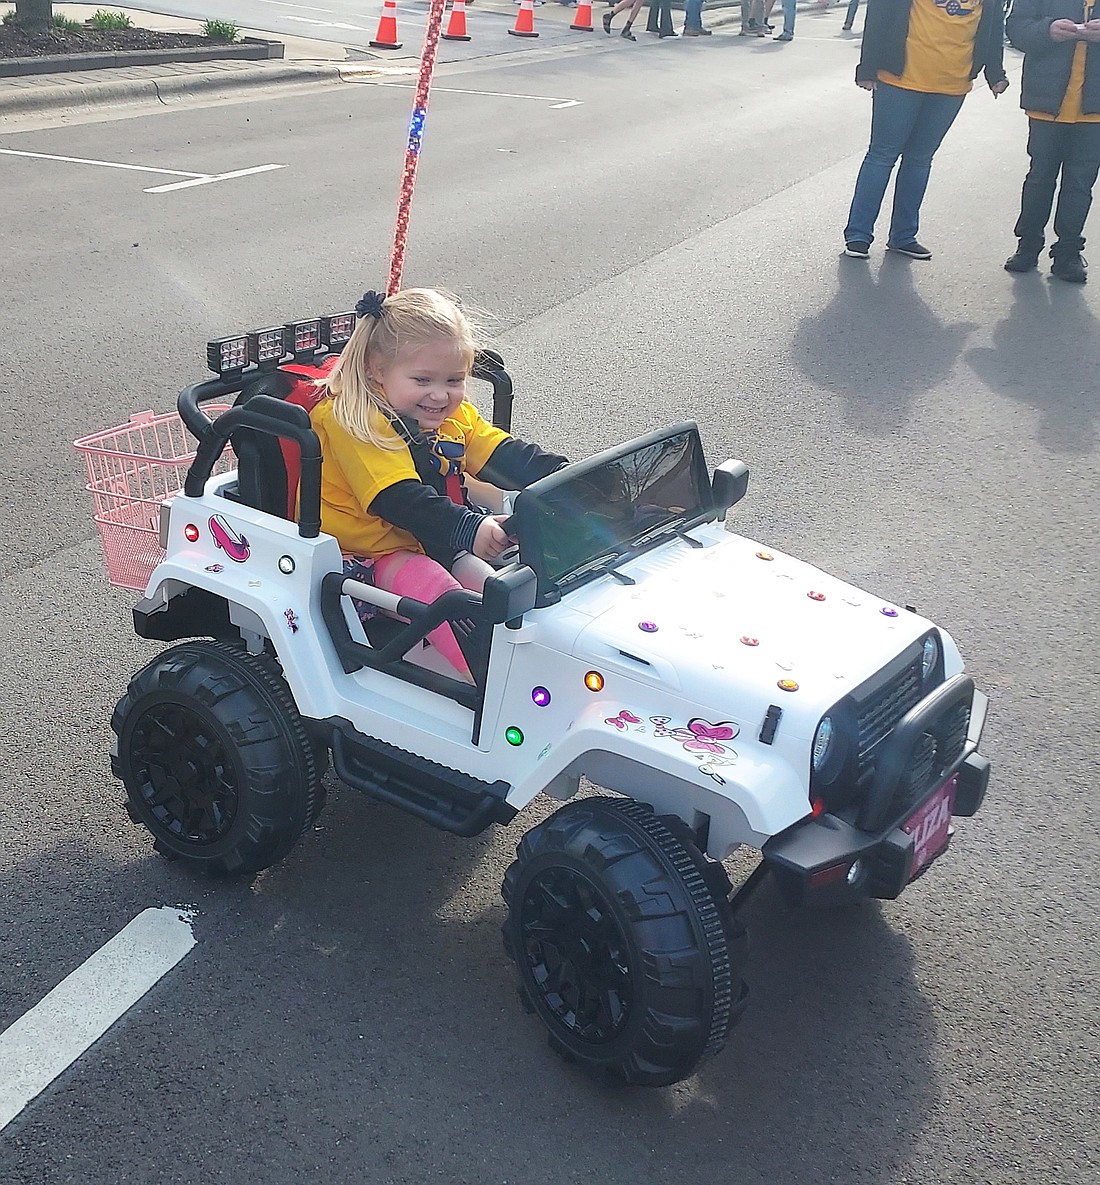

{"left": 856, "top": 0, "right": 1008, "bottom": 87}
{"left": 1007, "top": 0, "right": 1100, "bottom": 116}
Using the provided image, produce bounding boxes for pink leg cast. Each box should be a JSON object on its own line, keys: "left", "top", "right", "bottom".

{"left": 372, "top": 552, "right": 472, "bottom": 679}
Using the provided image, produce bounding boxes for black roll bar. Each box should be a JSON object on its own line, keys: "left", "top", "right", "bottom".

{"left": 473, "top": 349, "right": 514, "bottom": 433}
{"left": 183, "top": 394, "right": 323, "bottom": 539}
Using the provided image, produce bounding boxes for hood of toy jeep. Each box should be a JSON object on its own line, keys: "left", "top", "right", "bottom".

{"left": 565, "top": 532, "right": 931, "bottom": 736}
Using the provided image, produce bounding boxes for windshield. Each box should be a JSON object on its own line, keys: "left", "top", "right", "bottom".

{"left": 514, "top": 424, "right": 712, "bottom": 593}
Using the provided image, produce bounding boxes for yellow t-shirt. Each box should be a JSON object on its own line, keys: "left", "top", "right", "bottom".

{"left": 879, "top": 0, "right": 984, "bottom": 95}
{"left": 1028, "top": 1, "right": 1100, "bottom": 123}
{"left": 310, "top": 397, "right": 510, "bottom": 558}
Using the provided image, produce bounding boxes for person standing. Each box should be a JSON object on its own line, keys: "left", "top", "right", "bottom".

{"left": 741, "top": 0, "right": 775, "bottom": 35}
{"left": 1004, "top": 0, "right": 1100, "bottom": 282}
{"left": 683, "top": 0, "right": 712, "bottom": 34}
{"left": 645, "top": 0, "right": 677, "bottom": 37}
{"left": 776, "top": 0, "right": 798, "bottom": 38}
{"left": 842, "top": 0, "right": 1010, "bottom": 260}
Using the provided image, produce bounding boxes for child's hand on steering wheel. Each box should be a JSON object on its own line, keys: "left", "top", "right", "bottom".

{"left": 473, "top": 515, "right": 514, "bottom": 561}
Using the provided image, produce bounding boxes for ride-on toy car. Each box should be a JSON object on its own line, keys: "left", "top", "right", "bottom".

{"left": 79, "top": 313, "right": 991, "bottom": 1087}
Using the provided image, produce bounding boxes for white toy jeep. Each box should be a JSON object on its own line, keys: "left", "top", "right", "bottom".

{"left": 97, "top": 315, "right": 991, "bottom": 1088}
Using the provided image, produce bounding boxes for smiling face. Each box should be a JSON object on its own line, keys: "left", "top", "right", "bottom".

{"left": 369, "top": 337, "right": 469, "bottom": 432}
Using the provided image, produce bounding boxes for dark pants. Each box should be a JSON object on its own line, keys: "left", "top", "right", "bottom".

{"left": 1014, "top": 118, "right": 1100, "bottom": 259}
{"left": 646, "top": 0, "right": 674, "bottom": 34}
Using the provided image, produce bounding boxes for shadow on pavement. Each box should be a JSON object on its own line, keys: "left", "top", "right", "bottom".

{"left": 790, "top": 256, "right": 977, "bottom": 436}
{"left": 964, "top": 275, "right": 1100, "bottom": 455}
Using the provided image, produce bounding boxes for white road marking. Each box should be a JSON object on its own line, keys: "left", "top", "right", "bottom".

{"left": 0, "top": 906, "right": 197, "bottom": 1132}
{"left": 1, "top": 148, "right": 286, "bottom": 193}
{"left": 281, "top": 14, "right": 375, "bottom": 29}
{"left": 269, "top": 1, "right": 336, "bottom": 10}
{"left": 372, "top": 83, "right": 581, "bottom": 108}
{"left": 0, "top": 147, "right": 204, "bottom": 179}
{"left": 144, "top": 163, "right": 286, "bottom": 193}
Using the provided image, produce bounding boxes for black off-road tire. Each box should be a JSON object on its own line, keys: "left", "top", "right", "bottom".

{"left": 112, "top": 641, "right": 321, "bottom": 875}
{"left": 501, "top": 797, "right": 748, "bottom": 1087}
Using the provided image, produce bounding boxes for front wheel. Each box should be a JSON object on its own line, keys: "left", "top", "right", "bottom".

{"left": 112, "top": 641, "right": 321, "bottom": 875}
{"left": 501, "top": 797, "right": 747, "bottom": 1087}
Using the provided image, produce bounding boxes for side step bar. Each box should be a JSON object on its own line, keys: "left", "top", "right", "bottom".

{"left": 328, "top": 718, "right": 518, "bottom": 837}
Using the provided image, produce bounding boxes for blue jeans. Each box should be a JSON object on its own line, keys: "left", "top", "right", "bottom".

{"left": 781, "top": 0, "right": 795, "bottom": 34}
{"left": 684, "top": 0, "right": 703, "bottom": 28}
{"left": 844, "top": 0, "right": 860, "bottom": 24}
{"left": 844, "top": 82, "right": 966, "bottom": 247}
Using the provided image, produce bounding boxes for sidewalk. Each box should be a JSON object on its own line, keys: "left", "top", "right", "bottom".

{"left": 0, "top": 0, "right": 747, "bottom": 119}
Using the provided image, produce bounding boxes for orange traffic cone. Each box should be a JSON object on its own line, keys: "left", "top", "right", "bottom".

{"left": 508, "top": 0, "right": 539, "bottom": 37}
{"left": 443, "top": 0, "right": 472, "bottom": 40}
{"left": 571, "top": 0, "right": 594, "bottom": 30}
{"left": 370, "top": 0, "right": 402, "bottom": 49}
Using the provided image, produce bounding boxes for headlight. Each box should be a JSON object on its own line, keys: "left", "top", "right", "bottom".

{"left": 922, "top": 633, "right": 940, "bottom": 684}
{"left": 812, "top": 716, "right": 835, "bottom": 772}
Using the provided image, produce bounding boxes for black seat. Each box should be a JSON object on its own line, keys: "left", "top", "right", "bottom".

{"left": 231, "top": 370, "right": 299, "bottom": 517}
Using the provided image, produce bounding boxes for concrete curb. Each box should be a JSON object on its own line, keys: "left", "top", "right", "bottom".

{"left": 0, "top": 61, "right": 339, "bottom": 116}
{"left": 0, "top": 37, "right": 285, "bottom": 79}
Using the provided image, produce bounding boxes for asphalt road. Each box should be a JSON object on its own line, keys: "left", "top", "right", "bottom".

{"left": 1, "top": 20, "right": 1098, "bottom": 1185}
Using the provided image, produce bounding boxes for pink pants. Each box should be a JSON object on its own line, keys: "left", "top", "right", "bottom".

{"left": 372, "top": 551, "right": 491, "bottom": 679}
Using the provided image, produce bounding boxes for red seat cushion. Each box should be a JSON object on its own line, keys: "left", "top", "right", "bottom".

{"left": 278, "top": 354, "right": 339, "bottom": 519}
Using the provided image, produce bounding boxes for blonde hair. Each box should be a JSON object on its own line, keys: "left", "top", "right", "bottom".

{"left": 320, "top": 288, "right": 484, "bottom": 448}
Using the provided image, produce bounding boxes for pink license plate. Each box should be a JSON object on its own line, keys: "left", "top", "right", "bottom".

{"left": 903, "top": 774, "right": 957, "bottom": 881}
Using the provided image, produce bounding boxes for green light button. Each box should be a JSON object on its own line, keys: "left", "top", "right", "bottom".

{"left": 505, "top": 727, "right": 524, "bottom": 746}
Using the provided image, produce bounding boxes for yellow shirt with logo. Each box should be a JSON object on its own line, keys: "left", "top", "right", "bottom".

{"left": 1029, "top": 1, "right": 1100, "bottom": 122}
{"left": 310, "top": 397, "right": 509, "bottom": 559}
{"left": 879, "top": 0, "right": 984, "bottom": 95}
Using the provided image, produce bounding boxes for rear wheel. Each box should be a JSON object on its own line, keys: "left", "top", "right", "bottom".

{"left": 112, "top": 641, "right": 320, "bottom": 875}
{"left": 502, "top": 797, "right": 747, "bottom": 1087}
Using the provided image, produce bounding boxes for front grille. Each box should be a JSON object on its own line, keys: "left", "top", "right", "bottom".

{"left": 898, "top": 732, "right": 938, "bottom": 812}
{"left": 854, "top": 655, "right": 923, "bottom": 792}
{"left": 940, "top": 700, "right": 971, "bottom": 770}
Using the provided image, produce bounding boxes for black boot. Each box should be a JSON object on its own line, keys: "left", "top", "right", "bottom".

{"left": 1004, "top": 246, "right": 1040, "bottom": 273}
{"left": 1051, "top": 253, "right": 1088, "bottom": 283}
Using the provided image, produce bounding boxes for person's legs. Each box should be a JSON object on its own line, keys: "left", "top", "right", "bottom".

{"left": 684, "top": 0, "right": 703, "bottom": 30}
{"left": 658, "top": 0, "right": 675, "bottom": 34}
{"left": 778, "top": 0, "right": 796, "bottom": 37}
{"left": 1013, "top": 118, "right": 1065, "bottom": 259}
{"left": 843, "top": 0, "right": 860, "bottom": 28}
{"left": 844, "top": 83, "right": 923, "bottom": 247}
{"left": 1050, "top": 122, "right": 1100, "bottom": 259}
{"left": 371, "top": 551, "right": 472, "bottom": 679}
{"left": 887, "top": 89, "right": 966, "bottom": 247}
{"left": 619, "top": 0, "right": 644, "bottom": 35}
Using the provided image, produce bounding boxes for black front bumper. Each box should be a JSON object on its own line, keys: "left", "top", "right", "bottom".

{"left": 763, "top": 676, "right": 990, "bottom": 905}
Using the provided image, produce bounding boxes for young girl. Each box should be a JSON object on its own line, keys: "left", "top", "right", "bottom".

{"left": 312, "top": 287, "right": 568, "bottom": 679}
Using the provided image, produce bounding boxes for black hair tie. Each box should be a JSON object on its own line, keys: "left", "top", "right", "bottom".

{"left": 355, "top": 290, "right": 387, "bottom": 320}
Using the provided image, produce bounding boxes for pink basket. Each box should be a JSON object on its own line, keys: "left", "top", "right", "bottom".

{"left": 74, "top": 408, "right": 234, "bottom": 591}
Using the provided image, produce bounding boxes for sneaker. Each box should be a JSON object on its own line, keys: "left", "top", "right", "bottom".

{"left": 841, "top": 21, "right": 852, "bottom": 29}
{"left": 763, "top": 21, "right": 774, "bottom": 30}
{"left": 659, "top": 29, "right": 678, "bottom": 36}
{"left": 621, "top": 26, "right": 636, "bottom": 38}
{"left": 699, "top": 26, "right": 712, "bottom": 33}
{"left": 741, "top": 19, "right": 766, "bottom": 34}
{"left": 1004, "top": 249, "right": 1040, "bottom": 273}
{"left": 844, "top": 240, "right": 871, "bottom": 258}
{"left": 887, "top": 240, "right": 933, "bottom": 260}
{"left": 603, "top": 10, "right": 612, "bottom": 31}
{"left": 683, "top": 25, "right": 701, "bottom": 34}
{"left": 776, "top": 30, "right": 793, "bottom": 39}
{"left": 1051, "top": 253, "right": 1088, "bottom": 283}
